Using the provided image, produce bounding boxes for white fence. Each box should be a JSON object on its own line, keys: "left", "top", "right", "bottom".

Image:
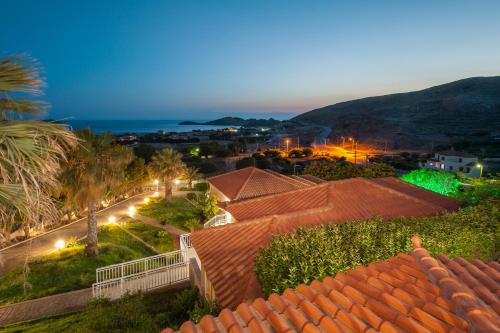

{"left": 203, "top": 214, "right": 227, "bottom": 228}
{"left": 92, "top": 235, "right": 193, "bottom": 299}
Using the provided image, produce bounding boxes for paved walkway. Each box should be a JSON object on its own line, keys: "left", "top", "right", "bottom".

{"left": 0, "top": 192, "right": 152, "bottom": 276}
{"left": 0, "top": 288, "right": 92, "bottom": 326}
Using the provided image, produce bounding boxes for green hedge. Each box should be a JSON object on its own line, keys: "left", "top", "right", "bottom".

{"left": 255, "top": 200, "right": 499, "bottom": 296}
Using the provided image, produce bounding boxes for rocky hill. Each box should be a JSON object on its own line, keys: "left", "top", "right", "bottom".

{"left": 293, "top": 76, "right": 500, "bottom": 149}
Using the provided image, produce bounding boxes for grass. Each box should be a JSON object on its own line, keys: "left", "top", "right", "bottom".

{"left": 1, "top": 288, "right": 217, "bottom": 333}
{"left": 122, "top": 218, "right": 176, "bottom": 253}
{"left": 138, "top": 197, "right": 199, "bottom": 231}
{"left": 0, "top": 225, "right": 155, "bottom": 305}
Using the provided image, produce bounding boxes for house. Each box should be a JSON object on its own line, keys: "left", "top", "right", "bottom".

{"left": 188, "top": 177, "right": 460, "bottom": 309}
{"left": 164, "top": 236, "right": 500, "bottom": 333}
{"left": 420, "top": 150, "right": 481, "bottom": 177}
{"left": 207, "top": 167, "right": 323, "bottom": 203}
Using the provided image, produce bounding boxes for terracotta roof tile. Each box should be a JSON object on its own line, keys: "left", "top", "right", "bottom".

{"left": 208, "top": 167, "right": 313, "bottom": 201}
{"left": 169, "top": 237, "right": 500, "bottom": 332}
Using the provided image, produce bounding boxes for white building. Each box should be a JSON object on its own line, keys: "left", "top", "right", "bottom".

{"left": 420, "top": 150, "right": 481, "bottom": 177}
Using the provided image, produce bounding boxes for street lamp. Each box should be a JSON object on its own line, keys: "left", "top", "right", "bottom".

{"left": 285, "top": 139, "right": 290, "bottom": 153}
{"left": 108, "top": 215, "right": 116, "bottom": 224}
{"left": 55, "top": 239, "right": 65, "bottom": 250}
{"left": 476, "top": 163, "right": 483, "bottom": 178}
{"left": 153, "top": 179, "right": 159, "bottom": 192}
{"left": 128, "top": 205, "right": 135, "bottom": 217}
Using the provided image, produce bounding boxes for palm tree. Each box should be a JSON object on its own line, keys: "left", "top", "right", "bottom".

{"left": 60, "top": 130, "right": 132, "bottom": 256}
{"left": 0, "top": 56, "right": 77, "bottom": 239}
{"left": 149, "top": 148, "right": 185, "bottom": 201}
{"left": 183, "top": 166, "right": 199, "bottom": 189}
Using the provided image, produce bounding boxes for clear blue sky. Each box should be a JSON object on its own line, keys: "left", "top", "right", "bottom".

{"left": 2, "top": 0, "right": 500, "bottom": 120}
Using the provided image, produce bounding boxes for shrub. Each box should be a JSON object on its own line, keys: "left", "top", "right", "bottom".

{"left": 255, "top": 200, "right": 499, "bottom": 296}
{"left": 401, "top": 169, "right": 461, "bottom": 196}
{"left": 186, "top": 192, "right": 197, "bottom": 201}
{"left": 304, "top": 160, "right": 395, "bottom": 180}
{"left": 194, "top": 182, "right": 209, "bottom": 192}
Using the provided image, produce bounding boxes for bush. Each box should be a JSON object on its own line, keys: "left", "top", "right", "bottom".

{"left": 401, "top": 169, "right": 460, "bottom": 196}
{"left": 304, "top": 160, "right": 395, "bottom": 180}
{"left": 186, "top": 192, "right": 197, "bottom": 201}
{"left": 193, "top": 182, "right": 209, "bottom": 192}
{"left": 255, "top": 200, "right": 499, "bottom": 296}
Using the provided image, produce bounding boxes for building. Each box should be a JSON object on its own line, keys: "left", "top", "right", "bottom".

{"left": 420, "top": 150, "right": 481, "bottom": 177}
{"left": 164, "top": 236, "right": 500, "bottom": 333}
{"left": 207, "top": 167, "right": 323, "bottom": 203}
{"left": 190, "top": 177, "right": 460, "bottom": 309}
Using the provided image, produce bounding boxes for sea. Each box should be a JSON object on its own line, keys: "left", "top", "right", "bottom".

{"left": 63, "top": 120, "right": 232, "bottom": 135}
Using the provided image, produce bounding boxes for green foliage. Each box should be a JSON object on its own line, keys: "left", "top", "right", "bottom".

{"left": 138, "top": 197, "right": 199, "bottom": 231}
{"left": 198, "top": 141, "right": 219, "bottom": 158}
{"left": 123, "top": 219, "right": 176, "bottom": 252}
{"left": 193, "top": 182, "right": 209, "bottom": 192}
{"left": 0, "top": 225, "right": 155, "bottom": 305}
{"left": 255, "top": 201, "right": 499, "bottom": 296}
{"left": 133, "top": 143, "right": 156, "bottom": 163}
{"left": 456, "top": 174, "right": 500, "bottom": 205}
{"left": 191, "top": 193, "right": 219, "bottom": 222}
{"left": 303, "top": 159, "right": 395, "bottom": 181}
{"left": 401, "top": 169, "right": 461, "bottom": 196}
{"left": 186, "top": 192, "right": 197, "bottom": 201}
{"left": 2, "top": 288, "right": 205, "bottom": 333}
{"left": 188, "top": 298, "right": 220, "bottom": 323}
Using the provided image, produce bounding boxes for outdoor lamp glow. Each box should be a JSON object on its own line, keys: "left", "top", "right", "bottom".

{"left": 128, "top": 205, "right": 135, "bottom": 217}
{"left": 55, "top": 240, "right": 65, "bottom": 250}
{"left": 144, "top": 197, "right": 150, "bottom": 203}
{"left": 153, "top": 179, "right": 159, "bottom": 185}
{"left": 153, "top": 191, "right": 159, "bottom": 197}
{"left": 174, "top": 179, "right": 180, "bottom": 185}
{"left": 108, "top": 215, "right": 116, "bottom": 224}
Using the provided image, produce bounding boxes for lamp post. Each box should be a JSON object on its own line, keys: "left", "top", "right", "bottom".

{"left": 476, "top": 163, "right": 483, "bottom": 178}
{"left": 285, "top": 139, "right": 290, "bottom": 153}
{"left": 154, "top": 179, "right": 159, "bottom": 192}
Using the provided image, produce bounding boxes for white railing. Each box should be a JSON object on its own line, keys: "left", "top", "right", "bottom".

{"left": 92, "top": 250, "right": 189, "bottom": 299}
{"left": 203, "top": 214, "right": 227, "bottom": 228}
{"left": 180, "top": 233, "right": 192, "bottom": 250}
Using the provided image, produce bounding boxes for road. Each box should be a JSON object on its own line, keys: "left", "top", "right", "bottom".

{"left": 0, "top": 192, "right": 153, "bottom": 276}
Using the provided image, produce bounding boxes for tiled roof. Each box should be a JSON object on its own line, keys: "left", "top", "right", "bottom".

{"left": 163, "top": 237, "right": 500, "bottom": 333}
{"left": 207, "top": 167, "right": 313, "bottom": 201}
{"left": 223, "top": 177, "right": 460, "bottom": 223}
{"left": 191, "top": 178, "right": 461, "bottom": 309}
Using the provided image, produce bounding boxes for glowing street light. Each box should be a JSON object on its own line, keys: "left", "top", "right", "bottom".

{"left": 476, "top": 163, "right": 483, "bottom": 178}
{"left": 108, "top": 215, "right": 116, "bottom": 224}
{"left": 285, "top": 139, "right": 290, "bottom": 153}
{"left": 143, "top": 197, "right": 150, "bottom": 204}
{"left": 153, "top": 179, "right": 159, "bottom": 192}
{"left": 153, "top": 191, "right": 159, "bottom": 197}
{"left": 55, "top": 239, "right": 65, "bottom": 250}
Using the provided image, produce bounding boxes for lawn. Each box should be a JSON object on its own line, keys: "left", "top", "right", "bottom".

{"left": 1, "top": 288, "right": 217, "bottom": 333}
{"left": 122, "top": 218, "right": 176, "bottom": 253}
{"left": 0, "top": 225, "right": 155, "bottom": 305}
{"left": 138, "top": 197, "right": 199, "bottom": 231}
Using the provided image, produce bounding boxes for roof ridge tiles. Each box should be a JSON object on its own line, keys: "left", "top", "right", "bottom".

{"left": 233, "top": 167, "right": 258, "bottom": 200}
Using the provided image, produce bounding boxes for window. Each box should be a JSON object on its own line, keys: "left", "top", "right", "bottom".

{"left": 466, "top": 167, "right": 471, "bottom": 173}
{"left": 458, "top": 158, "right": 463, "bottom": 163}
{"left": 441, "top": 156, "right": 445, "bottom": 161}
{"left": 449, "top": 166, "right": 453, "bottom": 171}
{"left": 459, "top": 167, "right": 463, "bottom": 171}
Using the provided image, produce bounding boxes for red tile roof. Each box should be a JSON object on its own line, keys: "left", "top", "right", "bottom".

{"left": 223, "top": 177, "right": 460, "bottom": 223}
{"left": 191, "top": 178, "right": 461, "bottom": 309}
{"left": 163, "top": 237, "right": 500, "bottom": 333}
{"left": 207, "top": 167, "right": 313, "bottom": 201}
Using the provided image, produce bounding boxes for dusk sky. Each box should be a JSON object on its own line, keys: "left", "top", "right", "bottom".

{"left": 2, "top": 0, "right": 500, "bottom": 120}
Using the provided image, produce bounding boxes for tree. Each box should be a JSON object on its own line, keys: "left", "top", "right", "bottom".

{"left": 304, "top": 159, "right": 395, "bottom": 181}
{"left": 400, "top": 169, "right": 461, "bottom": 196}
{"left": 122, "top": 157, "right": 149, "bottom": 195}
{"left": 198, "top": 141, "right": 219, "bottom": 158}
{"left": 60, "top": 130, "right": 132, "bottom": 256}
{"left": 133, "top": 143, "right": 156, "bottom": 163}
{"left": 149, "top": 148, "right": 186, "bottom": 201}
{"left": 0, "top": 56, "right": 77, "bottom": 240}
{"left": 191, "top": 193, "right": 219, "bottom": 222}
{"left": 183, "top": 167, "right": 200, "bottom": 189}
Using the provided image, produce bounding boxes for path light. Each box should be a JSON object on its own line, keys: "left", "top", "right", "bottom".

{"left": 55, "top": 239, "right": 65, "bottom": 250}
{"left": 128, "top": 205, "right": 135, "bottom": 217}
{"left": 153, "top": 191, "right": 159, "bottom": 197}
{"left": 144, "top": 197, "right": 150, "bottom": 204}
{"left": 108, "top": 215, "right": 116, "bottom": 224}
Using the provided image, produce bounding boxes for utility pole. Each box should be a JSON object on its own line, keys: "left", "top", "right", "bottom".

{"left": 354, "top": 141, "right": 358, "bottom": 164}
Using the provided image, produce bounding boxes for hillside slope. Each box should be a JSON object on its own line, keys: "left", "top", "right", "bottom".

{"left": 293, "top": 76, "right": 500, "bottom": 149}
